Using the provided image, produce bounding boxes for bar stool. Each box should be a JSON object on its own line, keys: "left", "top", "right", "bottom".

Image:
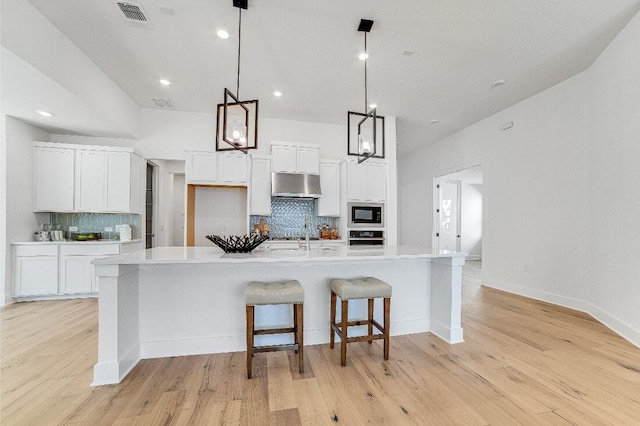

{"left": 245, "top": 280, "right": 304, "bottom": 379}
{"left": 329, "top": 277, "right": 392, "bottom": 366}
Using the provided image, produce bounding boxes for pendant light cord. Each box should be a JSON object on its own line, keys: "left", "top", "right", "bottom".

{"left": 236, "top": 8, "right": 242, "bottom": 97}
{"left": 364, "top": 32, "right": 368, "bottom": 112}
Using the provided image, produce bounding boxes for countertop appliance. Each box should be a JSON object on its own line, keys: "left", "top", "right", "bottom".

{"left": 348, "top": 202, "right": 384, "bottom": 228}
{"left": 272, "top": 172, "right": 322, "bottom": 198}
{"left": 348, "top": 230, "right": 384, "bottom": 246}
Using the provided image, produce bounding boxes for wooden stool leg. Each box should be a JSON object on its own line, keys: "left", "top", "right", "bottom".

{"left": 246, "top": 305, "right": 254, "bottom": 379}
{"left": 330, "top": 291, "right": 336, "bottom": 349}
{"left": 383, "top": 297, "right": 390, "bottom": 360}
{"left": 341, "top": 298, "right": 348, "bottom": 366}
{"left": 368, "top": 298, "right": 374, "bottom": 343}
{"left": 295, "top": 303, "right": 304, "bottom": 374}
{"left": 293, "top": 303, "right": 299, "bottom": 353}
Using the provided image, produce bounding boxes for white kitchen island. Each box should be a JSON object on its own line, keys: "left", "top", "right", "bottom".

{"left": 91, "top": 245, "right": 466, "bottom": 385}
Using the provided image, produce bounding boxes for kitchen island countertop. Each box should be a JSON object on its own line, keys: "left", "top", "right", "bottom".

{"left": 92, "top": 245, "right": 464, "bottom": 265}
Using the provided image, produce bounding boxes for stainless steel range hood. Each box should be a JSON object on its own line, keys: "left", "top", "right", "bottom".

{"left": 271, "top": 172, "right": 322, "bottom": 198}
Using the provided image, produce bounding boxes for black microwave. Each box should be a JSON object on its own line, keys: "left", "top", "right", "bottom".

{"left": 348, "top": 203, "right": 384, "bottom": 228}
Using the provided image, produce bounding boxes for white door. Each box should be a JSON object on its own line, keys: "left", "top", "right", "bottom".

{"left": 436, "top": 179, "right": 461, "bottom": 252}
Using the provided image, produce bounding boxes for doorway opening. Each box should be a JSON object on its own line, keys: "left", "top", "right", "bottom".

{"left": 145, "top": 162, "right": 158, "bottom": 249}
{"left": 434, "top": 165, "right": 483, "bottom": 265}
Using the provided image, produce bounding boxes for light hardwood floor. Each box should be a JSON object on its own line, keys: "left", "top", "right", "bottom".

{"left": 2, "top": 263, "right": 640, "bottom": 425}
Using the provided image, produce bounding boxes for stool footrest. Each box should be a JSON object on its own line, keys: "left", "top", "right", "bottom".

{"left": 254, "top": 327, "right": 295, "bottom": 336}
{"left": 254, "top": 343, "right": 299, "bottom": 353}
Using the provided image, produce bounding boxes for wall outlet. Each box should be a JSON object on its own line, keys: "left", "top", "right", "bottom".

{"left": 69, "top": 226, "right": 78, "bottom": 232}
{"left": 105, "top": 227, "right": 113, "bottom": 232}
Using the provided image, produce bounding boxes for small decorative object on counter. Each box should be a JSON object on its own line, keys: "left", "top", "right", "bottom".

{"left": 253, "top": 219, "right": 270, "bottom": 237}
{"left": 70, "top": 232, "right": 102, "bottom": 241}
{"left": 318, "top": 223, "right": 330, "bottom": 239}
{"left": 206, "top": 234, "right": 269, "bottom": 253}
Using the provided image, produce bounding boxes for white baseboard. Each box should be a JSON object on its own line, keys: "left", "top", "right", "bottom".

{"left": 485, "top": 279, "right": 639, "bottom": 349}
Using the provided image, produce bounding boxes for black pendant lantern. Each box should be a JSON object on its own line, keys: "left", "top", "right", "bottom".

{"left": 216, "top": 1, "right": 258, "bottom": 153}
{"left": 347, "top": 19, "right": 385, "bottom": 163}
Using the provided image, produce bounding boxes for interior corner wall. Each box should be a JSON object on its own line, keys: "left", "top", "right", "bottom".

{"left": 587, "top": 9, "right": 640, "bottom": 346}
{"left": 398, "top": 69, "right": 591, "bottom": 318}
{"left": 3, "top": 117, "right": 51, "bottom": 304}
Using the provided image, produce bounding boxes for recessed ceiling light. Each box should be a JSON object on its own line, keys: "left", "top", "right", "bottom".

{"left": 216, "top": 29, "right": 229, "bottom": 39}
{"left": 36, "top": 110, "right": 54, "bottom": 117}
{"left": 159, "top": 79, "right": 171, "bottom": 86}
{"left": 273, "top": 91, "right": 282, "bottom": 97}
{"left": 430, "top": 119, "right": 440, "bottom": 125}
{"left": 358, "top": 52, "right": 369, "bottom": 61}
{"left": 492, "top": 79, "right": 506, "bottom": 88}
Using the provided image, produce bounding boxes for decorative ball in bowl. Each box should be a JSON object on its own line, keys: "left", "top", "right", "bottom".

{"left": 206, "top": 234, "right": 269, "bottom": 253}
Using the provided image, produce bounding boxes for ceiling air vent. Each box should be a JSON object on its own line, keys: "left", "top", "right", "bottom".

{"left": 151, "top": 98, "right": 173, "bottom": 108}
{"left": 116, "top": 2, "right": 153, "bottom": 29}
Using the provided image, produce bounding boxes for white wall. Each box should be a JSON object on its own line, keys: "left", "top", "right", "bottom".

{"left": 588, "top": 9, "right": 640, "bottom": 344}
{"left": 399, "top": 9, "right": 640, "bottom": 347}
{"left": 2, "top": 117, "right": 51, "bottom": 304}
{"left": 194, "top": 187, "right": 248, "bottom": 247}
{"left": 399, "top": 69, "right": 592, "bottom": 321}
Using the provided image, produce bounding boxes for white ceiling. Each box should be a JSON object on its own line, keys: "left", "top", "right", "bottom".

{"left": 20, "top": 0, "right": 640, "bottom": 155}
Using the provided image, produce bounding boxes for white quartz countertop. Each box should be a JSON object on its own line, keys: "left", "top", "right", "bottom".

{"left": 92, "top": 245, "right": 466, "bottom": 265}
{"left": 13, "top": 239, "right": 142, "bottom": 245}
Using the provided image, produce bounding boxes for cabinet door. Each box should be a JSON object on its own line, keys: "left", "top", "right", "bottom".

{"left": 60, "top": 256, "right": 94, "bottom": 294}
{"left": 367, "top": 162, "right": 387, "bottom": 202}
{"left": 219, "top": 152, "right": 248, "bottom": 183}
{"left": 33, "top": 147, "right": 75, "bottom": 211}
{"left": 187, "top": 152, "right": 217, "bottom": 182}
{"left": 317, "top": 161, "right": 340, "bottom": 216}
{"left": 250, "top": 157, "right": 272, "bottom": 215}
{"left": 14, "top": 256, "right": 58, "bottom": 296}
{"left": 129, "top": 154, "right": 144, "bottom": 215}
{"left": 107, "top": 152, "right": 132, "bottom": 212}
{"left": 76, "top": 150, "right": 107, "bottom": 211}
{"left": 297, "top": 147, "right": 320, "bottom": 174}
{"left": 271, "top": 145, "right": 297, "bottom": 173}
{"left": 346, "top": 161, "right": 368, "bottom": 201}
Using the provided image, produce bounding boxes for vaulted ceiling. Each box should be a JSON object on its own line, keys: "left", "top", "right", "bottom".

{"left": 14, "top": 0, "right": 640, "bottom": 155}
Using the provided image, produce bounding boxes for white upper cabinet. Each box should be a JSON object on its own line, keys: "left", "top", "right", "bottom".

{"left": 187, "top": 151, "right": 217, "bottom": 182}
{"left": 346, "top": 160, "right": 387, "bottom": 202}
{"left": 317, "top": 160, "right": 341, "bottom": 217}
{"left": 186, "top": 151, "right": 248, "bottom": 184}
{"left": 33, "top": 146, "right": 75, "bottom": 212}
{"left": 76, "top": 150, "right": 107, "bottom": 211}
{"left": 250, "top": 155, "right": 272, "bottom": 216}
{"left": 271, "top": 142, "right": 320, "bottom": 174}
{"left": 33, "top": 142, "right": 143, "bottom": 213}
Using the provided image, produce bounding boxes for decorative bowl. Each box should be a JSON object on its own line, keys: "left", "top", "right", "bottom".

{"left": 206, "top": 234, "right": 269, "bottom": 253}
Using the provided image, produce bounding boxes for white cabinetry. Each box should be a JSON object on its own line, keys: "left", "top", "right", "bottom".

{"left": 13, "top": 242, "right": 133, "bottom": 299}
{"left": 33, "top": 142, "right": 143, "bottom": 213}
{"left": 271, "top": 143, "right": 320, "bottom": 174}
{"left": 13, "top": 245, "right": 58, "bottom": 296}
{"left": 33, "top": 146, "right": 75, "bottom": 212}
{"left": 346, "top": 160, "right": 386, "bottom": 202}
{"left": 186, "top": 151, "right": 248, "bottom": 184}
{"left": 250, "top": 156, "right": 272, "bottom": 215}
{"left": 317, "top": 160, "right": 341, "bottom": 216}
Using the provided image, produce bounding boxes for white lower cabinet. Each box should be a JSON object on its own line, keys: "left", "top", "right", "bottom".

{"left": 14, "top": 245, "right": 59, "bottom": 296}
{"left": 13, "top": 243, "right": 125, "bottom": 299}
{"left": 60, "top": 244, "right": 120, "bottom": 294}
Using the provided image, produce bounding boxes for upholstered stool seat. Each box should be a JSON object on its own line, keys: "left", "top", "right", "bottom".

{"left": 245, "top": 280, "right": 304, "bottom": 379}
{"left": 329, "top": 277, "right": 392, "bottom": 366}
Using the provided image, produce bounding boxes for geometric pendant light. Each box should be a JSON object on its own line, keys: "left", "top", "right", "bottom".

{"left": 347, "top": 19, "right": 385, "bottom": 163}
{"left": 216, "top": 0, "right": 258, "bottom": 153}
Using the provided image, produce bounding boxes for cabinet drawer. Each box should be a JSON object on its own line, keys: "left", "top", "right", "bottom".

{"left": 60, "top": 244, "right": 120, "bottom": 256}
{"left": 14, "top": 245, "right": 58, "bottom": 257}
